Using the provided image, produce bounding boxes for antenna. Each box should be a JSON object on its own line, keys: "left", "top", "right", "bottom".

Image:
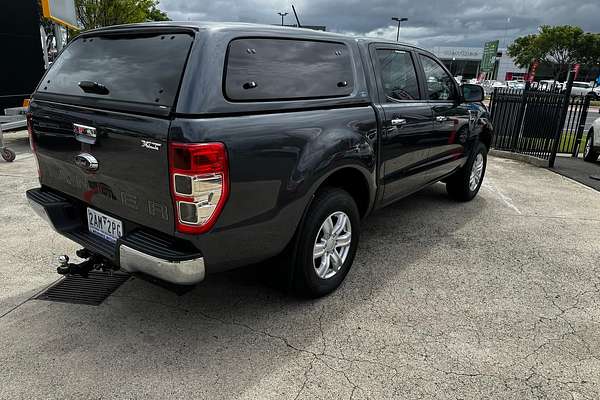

{"left": 291, "top": 5, "right": 301, "bottom": 28}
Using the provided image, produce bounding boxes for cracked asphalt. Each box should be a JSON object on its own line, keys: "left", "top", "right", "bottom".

{"left": 1, "top": 131, "right": 599, "bottom": 399}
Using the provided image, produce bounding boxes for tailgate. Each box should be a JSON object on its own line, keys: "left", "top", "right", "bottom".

{"left": 30, "top": 100, "right": 175, "bottom": 234}
{"left": 28, "top": 29, "right": 196, "bottom": 235}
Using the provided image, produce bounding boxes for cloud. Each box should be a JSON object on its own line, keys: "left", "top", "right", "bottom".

{"left": 158, "top": 0, "right": 600, "bottom": 48}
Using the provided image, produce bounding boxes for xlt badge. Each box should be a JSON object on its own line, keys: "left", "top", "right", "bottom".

{"left": 141, "top": 140, "right": 162, "bottom": 151}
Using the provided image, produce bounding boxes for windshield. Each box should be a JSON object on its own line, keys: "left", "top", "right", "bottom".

{"left": 39, "top": 32, "right": 193, "bottom": 108}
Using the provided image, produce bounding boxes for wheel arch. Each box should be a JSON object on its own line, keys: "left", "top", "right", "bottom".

{"left": 310, "top": 165, "right": 375, "bottom": 219}
{"left": 480, "top": 124, "right": 493, "bottom": 150}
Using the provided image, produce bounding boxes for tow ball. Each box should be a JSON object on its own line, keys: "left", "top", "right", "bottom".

{"left": 56, "top": 249, "right": 118, "bottom": 277}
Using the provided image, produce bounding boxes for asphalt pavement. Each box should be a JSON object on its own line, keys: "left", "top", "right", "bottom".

{"left": 553, "top": 155, "right": 600, "bottom": 191}
{"left": 1, "top": 131, "right": 599, "bottom": 399}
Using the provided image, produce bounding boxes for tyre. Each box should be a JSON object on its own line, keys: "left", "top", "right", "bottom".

{"left": 292, "top": 187, "right": 360, "bottom": 298}
{"left": 1, "top": 148, "right": 16, "bottom": 162}
{"left": 446, "top": 141, "right": 487, "bottom": 201}
{"left": 583, "top": 130, "right": 599, "bottom": 162}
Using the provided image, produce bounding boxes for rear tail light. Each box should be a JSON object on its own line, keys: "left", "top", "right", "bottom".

{"left": 169, "top": 142, "right": 229, "bottom": 234}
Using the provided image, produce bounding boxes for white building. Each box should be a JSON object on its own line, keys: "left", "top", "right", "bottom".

{"left": 428, "top": 46, "right": 527, "bottom": 81}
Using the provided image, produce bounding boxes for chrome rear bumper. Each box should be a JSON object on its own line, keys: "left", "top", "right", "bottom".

{"left": 27, "top": 188, "right": 206, "bottom": 286}
{"left": 119, "top": 245, "right": 205, "bottom": 285}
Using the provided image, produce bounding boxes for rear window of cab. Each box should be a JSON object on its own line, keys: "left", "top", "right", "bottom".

{"left": 38, "top": 33, "right": 193, "bottom": 108}
{"left": 225, "top": 38, "right": 354, "bottom": 101}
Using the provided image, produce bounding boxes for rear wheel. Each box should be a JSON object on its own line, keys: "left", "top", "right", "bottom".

{"left": 583, "top": 130, "right": 599, "bottom": 162}
{"left": 446, "top": 142, "right": 487, "bottom": 201}
{"left": 293, "top": 188, "right": 360, "bottom": 297}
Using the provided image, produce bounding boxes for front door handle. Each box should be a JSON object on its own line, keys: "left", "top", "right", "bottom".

{"left": 436, "top": 116, "right": 448, "bottom": 122}
{"left": 391, "top": 118, "right": 407, "bottom": 126}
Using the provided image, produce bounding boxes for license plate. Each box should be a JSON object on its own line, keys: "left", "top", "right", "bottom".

{"left": 87, "top": 208, "right": 123, "bottom": 243}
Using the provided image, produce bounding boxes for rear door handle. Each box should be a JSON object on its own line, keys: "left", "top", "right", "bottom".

{"left": 436, "top": 116, "right": 448, "bottom": 122}
{"left": 391, "top": 118, "right": 407, "bottom": 126}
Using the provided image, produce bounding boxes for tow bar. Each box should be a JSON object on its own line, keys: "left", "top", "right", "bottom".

{"left": 56, "top": 249, "right": 119, "bottom": 277}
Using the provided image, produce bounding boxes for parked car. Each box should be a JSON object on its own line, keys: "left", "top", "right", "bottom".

{"left": 506, "top": 81, "right": 526, "bottom": 90}
{"left": 481, "top": 80, "right": 506, "bottom": 95}
{"left": 537, "top": 80, "right": 565, "bottom": 91}
{"left": 26, "top": 22, "right": 493, "bottom": 297}
{"left": 571, "top": 82, "right": 599, "bottom": 99}
{"left": 584, "top": 110, "right": 600, "bottom": 162}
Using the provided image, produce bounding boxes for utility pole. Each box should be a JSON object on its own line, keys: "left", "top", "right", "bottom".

{"left": 277, "top": 12, "right": 288, "bottom": 26}
{"left": 391, "top": 17, "right": 408, "bottom": 42}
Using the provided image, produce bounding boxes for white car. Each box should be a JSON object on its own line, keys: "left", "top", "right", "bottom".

{"left": 506, "top": 80, "right": 526, "bottom": 90}
{"left": 571, "top": 82, "right": 599, "bottom": 98}
{"left": 584, "top": 111, "right": 600, "bottom": 162}
{"left": 537, "top": 80, "right": 564, "bottom": 91}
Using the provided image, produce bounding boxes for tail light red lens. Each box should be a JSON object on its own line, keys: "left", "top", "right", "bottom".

{"left": 169, "top": 142, "right": 229, "bottom": 234}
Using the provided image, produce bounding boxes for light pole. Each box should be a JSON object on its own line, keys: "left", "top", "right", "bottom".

{"left": 277, "top": 12, "right": 288, "bottom": 26}
{"left": 391, "top": 17, "right": 408, "bottom": 42}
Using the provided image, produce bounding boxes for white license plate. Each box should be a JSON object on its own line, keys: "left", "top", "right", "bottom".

{"left": 87, "top": 208, "right": 123, "bottom": 243}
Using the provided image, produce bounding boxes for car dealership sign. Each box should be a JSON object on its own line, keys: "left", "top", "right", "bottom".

{"left": 41, "top": 0, "right": 79, "bottom": 30}
{"left": 480, "top": 40, "right": 499, "bottom": 73}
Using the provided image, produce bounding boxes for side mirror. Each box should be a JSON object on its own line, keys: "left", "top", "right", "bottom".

{"left": 461, "top": 84, "right": 484, "bottom": 103}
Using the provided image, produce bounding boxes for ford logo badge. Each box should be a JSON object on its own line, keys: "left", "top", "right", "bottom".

{"left": 74, "top": 153, "right": 99, "bottom": 172}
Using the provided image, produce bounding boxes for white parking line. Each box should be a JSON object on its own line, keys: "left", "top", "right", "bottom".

{"left": 482, "top": 178, "right": 522, "bottom": 215}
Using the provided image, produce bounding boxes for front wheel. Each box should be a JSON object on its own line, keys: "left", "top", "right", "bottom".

{"left": 583, "top": 130, "right": 599, "bottom": 162}
{"left": 446, "top": 142, "right": 487, "bottom": 201}
{"left": 293, "top": 187, "right": 360, "bottom": 298}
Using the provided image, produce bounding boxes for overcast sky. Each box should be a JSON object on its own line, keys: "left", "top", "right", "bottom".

{"left": 158, "top": 0, "right": 599, "bottom": 49}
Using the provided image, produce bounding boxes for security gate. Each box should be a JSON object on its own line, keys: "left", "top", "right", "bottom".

{"left": 489, "top": 74, "right": 591, "bottom": 167}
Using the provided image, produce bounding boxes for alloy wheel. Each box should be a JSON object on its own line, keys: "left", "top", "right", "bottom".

{"left": 469, "top": 153, "right": 484, "bottom": 192}
{"left": 313, "top": 211, "right": 352, "bottom": 279}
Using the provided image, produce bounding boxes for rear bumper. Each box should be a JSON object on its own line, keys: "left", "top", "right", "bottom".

{"left": 119, "top": 245, "right": 205, "bottom": 285}
{"left": 26, "top": 188, "right": 205, "bottom": 285}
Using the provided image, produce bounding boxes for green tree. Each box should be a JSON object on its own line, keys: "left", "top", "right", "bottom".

{"left": 507, "top": 34, "right": 540, "bottom": 69}
{"left": 75, "top": 0, "right": 169, "bottom": 31}
{"left": 575, "top": 33, "right": 600, "bottom": 70}
{"left": 507, "top": 25, "right": 596, "bottom": 80}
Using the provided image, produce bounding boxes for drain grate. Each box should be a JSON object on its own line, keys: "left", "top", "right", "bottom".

{"left": 36, "top": 271, "right": 130, "bottom": 306}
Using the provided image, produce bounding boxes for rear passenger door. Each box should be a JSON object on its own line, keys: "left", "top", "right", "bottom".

{"left": 417, "top": 53, "right": 470, "bottom": 175}
{"left": 370, "top": 45, "right": 434, "bottom": 204}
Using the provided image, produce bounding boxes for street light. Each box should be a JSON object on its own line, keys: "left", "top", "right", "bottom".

{"left": 391, "top": 17, "right": 408, "bottom": 42}
{"left": 277, "top": 11, "right": 288, "bottom": 26}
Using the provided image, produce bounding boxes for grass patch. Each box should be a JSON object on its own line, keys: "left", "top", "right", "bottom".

{"left": 558, "top": 132, "right": 587, "bottom": 154}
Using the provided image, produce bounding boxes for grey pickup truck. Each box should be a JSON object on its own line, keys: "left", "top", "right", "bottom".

{"left": 26, "top": 22, "right": 492, "bottom": 297}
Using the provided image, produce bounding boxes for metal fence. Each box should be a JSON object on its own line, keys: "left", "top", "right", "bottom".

{"left": 556, "top": 95, "right": 591, "bottom": 158}
{"left": 489, "top": 73, "right": 591, "bottom": 167}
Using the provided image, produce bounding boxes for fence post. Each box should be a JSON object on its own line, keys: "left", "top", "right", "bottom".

{"left": 548, "top": 68, "right": 575, "bottom": 168}
{"left": 510, "top": 81, "right": 530, "bottom": 151}
{"left": 571, "top": 94, "right": 591, "bottom": 158}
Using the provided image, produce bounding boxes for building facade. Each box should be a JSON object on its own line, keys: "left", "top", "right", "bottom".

{"left": 428, "top": 46, "right": 527, "bottom": 81}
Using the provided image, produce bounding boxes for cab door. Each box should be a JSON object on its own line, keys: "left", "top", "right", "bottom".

{"left": 417, "top": 53, "right": 471, "bottom": 176}
{"left": 369, "top": 45, "right": 434, "bottom": 204}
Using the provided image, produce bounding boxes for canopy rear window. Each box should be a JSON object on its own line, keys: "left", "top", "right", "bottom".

{"left": 225, "top": 38, "right": 354, "bottom": 101}
{"left": 38, "top": 32, "right": 193, "bottom": 110}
